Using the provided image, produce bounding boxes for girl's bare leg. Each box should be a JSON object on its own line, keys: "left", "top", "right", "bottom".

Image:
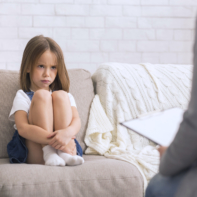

{"left": 52, "top": 90, "right": 76, "bottom": 154}
{"left": 52, "top": 91, "right": 72, "bottom": 131}
{"left": 26, "top": 89, "right": 64, "bottom": 165}
{"left": 52, "top": 91, "right": 84, "bottom": 165}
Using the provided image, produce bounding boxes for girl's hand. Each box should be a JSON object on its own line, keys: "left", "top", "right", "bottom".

{"left": 47, "top": 128, "right": 75, "bottom": 150}
{"left": 157, "top": 146, "right": 168, "bottom": 158}
{"left": 61, "top": 139, "right": 77, "bottom": 155}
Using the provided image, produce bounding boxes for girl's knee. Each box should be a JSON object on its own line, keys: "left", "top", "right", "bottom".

{"left": 33, "top": 89, "right": 51, "bottom": 102}
{"left": 52, "top": 90, "right": 69, "bottom": 103}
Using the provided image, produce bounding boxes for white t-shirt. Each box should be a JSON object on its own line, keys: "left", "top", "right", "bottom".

{"left": 8, "top": 89, "right": 77, "bottom": 130}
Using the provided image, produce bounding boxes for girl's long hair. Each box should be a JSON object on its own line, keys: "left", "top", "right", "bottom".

{"left": 20, "top": 35, "right": 70, "bottom": 92}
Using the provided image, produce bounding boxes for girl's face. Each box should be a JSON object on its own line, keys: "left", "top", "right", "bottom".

{"left": 28, "top": 50, "right": 58, "bottom": 92}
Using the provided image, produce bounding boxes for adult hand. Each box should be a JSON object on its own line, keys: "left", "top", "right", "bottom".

{"left": 157, "top": 146, "right": 168, "bottom": 158}
{"left": 47, "top": 128, "right": 75, "bottom": 150}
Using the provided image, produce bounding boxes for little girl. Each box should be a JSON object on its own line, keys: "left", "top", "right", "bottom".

{"left": 7, "top": 35, "right": 84, "bottom": 166}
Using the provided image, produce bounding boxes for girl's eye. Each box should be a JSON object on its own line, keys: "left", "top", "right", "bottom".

{"left": 38, "top": 65, "right": 44, "bottom": 68}
{"left": 51, "top": 66, "right": 57, "bottom": 70}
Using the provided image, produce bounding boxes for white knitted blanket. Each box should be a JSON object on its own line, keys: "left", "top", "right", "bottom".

{"left": 84, "top": 62, "right": 193, "bottom": 189}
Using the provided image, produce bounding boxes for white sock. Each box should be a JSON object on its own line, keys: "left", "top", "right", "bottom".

{"left": 58, "top": 150, "right": 84, "bottom": 166}
{"left": 42, "top": 145, "right": 65, "bottom": 166}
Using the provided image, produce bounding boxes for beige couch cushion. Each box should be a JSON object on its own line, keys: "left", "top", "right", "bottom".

{"left": 0, "top": 155, "right": 143, "bottom": 197}
{"left": 0, "top": 69, "right": 94, "bottom": 158}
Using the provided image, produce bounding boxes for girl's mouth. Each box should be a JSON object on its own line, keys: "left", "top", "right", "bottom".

{"left": 41, "top": 80, "right": 50, "bottom": 83}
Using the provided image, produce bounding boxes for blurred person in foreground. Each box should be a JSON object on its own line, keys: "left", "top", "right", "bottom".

{"left": 145, "top": 17, "right": 197, "bottom": 197}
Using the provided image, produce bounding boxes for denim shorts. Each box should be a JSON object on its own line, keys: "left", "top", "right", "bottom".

{"left": 7, "top": 130, "right": 83, "bottom": 164}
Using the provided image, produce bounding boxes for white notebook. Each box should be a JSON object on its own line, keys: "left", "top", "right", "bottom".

{"left": 120, "top": 108, "right": 185, "bottom": 147}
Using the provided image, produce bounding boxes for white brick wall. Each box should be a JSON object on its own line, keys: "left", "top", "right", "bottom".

{"left": 0, "top": 0, "right": 196, "bottom": 73}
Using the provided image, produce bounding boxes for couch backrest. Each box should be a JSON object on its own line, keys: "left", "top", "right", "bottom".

{"left": 0, "top": 69, "right": 94, "bottom": 158}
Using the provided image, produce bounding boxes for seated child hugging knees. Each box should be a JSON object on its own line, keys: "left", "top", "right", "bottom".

{"left": 7, "top": 35, "right": 84, "bottom": 166}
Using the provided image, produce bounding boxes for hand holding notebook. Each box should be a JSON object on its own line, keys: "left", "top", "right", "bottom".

{"left": 120, "top": 108, "right": 185, "bottom": 147}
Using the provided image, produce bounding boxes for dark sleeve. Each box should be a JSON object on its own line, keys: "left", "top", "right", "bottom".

{"left": 159, "top": 16, "right": 197, "bottom": 176}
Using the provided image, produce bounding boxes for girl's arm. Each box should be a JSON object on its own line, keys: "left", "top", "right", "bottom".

{"left": 15, "top": 110, "right": 50, "bottom": 145}
{"left": 47, "top": 107, "right": 81, "bottom": 148}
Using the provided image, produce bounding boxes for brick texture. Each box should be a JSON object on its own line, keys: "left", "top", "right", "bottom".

{"left": 0, "top": 1, "right": 196, "bottom": 73}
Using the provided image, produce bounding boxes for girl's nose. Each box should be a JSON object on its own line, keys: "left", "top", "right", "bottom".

{"left": 44, "top": 69, "right": 50, "bottom": 76}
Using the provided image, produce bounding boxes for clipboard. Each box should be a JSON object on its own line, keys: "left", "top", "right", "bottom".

{"left": 120, "top": 107, "right": 185, "bottom": 146}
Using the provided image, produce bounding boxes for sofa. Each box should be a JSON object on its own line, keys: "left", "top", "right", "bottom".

{"left": 0, "top": 68, "right": 144, "bottom": 197}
